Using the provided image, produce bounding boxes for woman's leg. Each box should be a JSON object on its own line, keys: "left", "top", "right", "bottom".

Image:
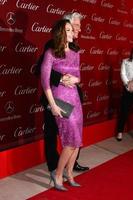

{"left": 44, "top": 109, "right": 59, "bottom": 172}
{"left": 55, "top": 146, "right": 75, "bottom": 185}
{"left": 65, "top": 148, "right": 79, "bottom": 181}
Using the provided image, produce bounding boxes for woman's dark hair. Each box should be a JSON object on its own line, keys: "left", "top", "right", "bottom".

{"left": 52, "top": 19, "right": 70, "bottom": 58}
{"left": 128, "top": 48, "right": 133, "bottom": 61}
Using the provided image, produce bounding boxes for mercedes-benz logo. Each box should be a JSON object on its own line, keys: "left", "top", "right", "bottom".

{"left": 4, "top": 101, "right": 15, "bottom": 114}
{"left": 86, "top": 23, "right": 92, "bottom": 34}
{"left": 83, "top": 91, "right": 88, "bottom": 101}
{"left": 6, "top": 12, "right": 16, "bottom": 25}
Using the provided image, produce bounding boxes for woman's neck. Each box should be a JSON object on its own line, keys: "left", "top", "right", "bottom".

{"left": 65, "top": 43, "right": 70, "bottom": 52}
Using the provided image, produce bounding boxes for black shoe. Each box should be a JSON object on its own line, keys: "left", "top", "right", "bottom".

{"left": 116, "top": 132, "right": 123, "bottom": 141}
{"left": 73, "top": 163, "right": 89, "bottom": 172}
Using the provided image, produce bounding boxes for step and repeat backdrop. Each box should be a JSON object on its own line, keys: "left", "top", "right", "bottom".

{"left": 0, "top": 0, "right": 133, "bottom": 151}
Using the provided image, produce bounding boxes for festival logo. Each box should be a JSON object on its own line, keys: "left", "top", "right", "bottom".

{"left": 90, "top": 47, "right": 104, "bottom": 55}
{"left": 0, "top": 64, "right": 23, "bottom": 75}
{"left": 88, "top": 79, "right": 102, "bottom": 87}
{"left": 99, "top": 31, "right": 112, "bottom": 40}
{"left": 31, "top": 22, "right": 52, "bottom": 33}
{"left": 29, "top": 104, "right": 44, "bottom": 114}
{"left": 96, "top": 95, "right": 109, "bottom": 102}
{"left": 98, "top": 63, "right": 110, "bottom": 71}
{"left": 109, "top": 18, "right": 121, "bottom": 26}
{"left": 14, "top": 85, "right": 37, "bottom": 96}
{"left": 46, "top": 4, "right": 66, "bottom": 15}
{"left": 101, "top": 0, "right": 114, "bottom": 8}
{"left": 14, "top": 126, "right": 36, "bottom": 137}
{"left": 82, "top": 0, "right": 97, "bottom": 4}
{"left": 91, "top": 13, "right": 105, "bottom": 23}
{"left": 16, "top": 0, "right": 39, "bottom": 11}
{"left": 80, "top": 62, "right": 94, "bottom": 71}
{"left": 87, "top": 110, "right": 101, "bottom": 119}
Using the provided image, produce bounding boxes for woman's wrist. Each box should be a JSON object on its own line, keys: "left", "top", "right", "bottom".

{"left": 50, "top": 102, "right": 56, "bottom": 108}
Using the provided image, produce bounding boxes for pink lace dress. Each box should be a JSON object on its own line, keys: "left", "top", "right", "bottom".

{"left": 41, "top": 49, "right": 83, "bottom": 147}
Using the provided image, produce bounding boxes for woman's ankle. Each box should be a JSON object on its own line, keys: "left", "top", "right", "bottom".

{"left": 66, "top": 171, "right": 74, "bottom": 180}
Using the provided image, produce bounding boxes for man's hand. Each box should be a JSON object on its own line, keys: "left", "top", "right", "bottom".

{"left": 61, "top": 74, "right": 80, "bottom": 88}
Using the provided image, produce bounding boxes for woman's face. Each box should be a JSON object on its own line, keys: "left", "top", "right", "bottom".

{"left": 65, "top": 22, "right": 74, "bottom": 43}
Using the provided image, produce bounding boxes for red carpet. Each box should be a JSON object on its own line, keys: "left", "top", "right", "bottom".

{"left": 28, "top": 150, "right": 133, "bottom": 200}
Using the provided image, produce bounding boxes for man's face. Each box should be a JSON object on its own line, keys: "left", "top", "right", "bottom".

{"left": 71, "top": 18, "right": 81, "bottom": 39}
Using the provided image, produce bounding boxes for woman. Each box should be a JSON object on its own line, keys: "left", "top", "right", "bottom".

{"left": 41, "top": 19, "right": 83, "bottom": 191}
{"left": 116, "top": 48, "right": 133, "bottom": 141}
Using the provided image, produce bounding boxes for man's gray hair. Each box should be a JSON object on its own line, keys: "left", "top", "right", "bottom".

{"left": 63, "top": 12, "right": 83, "bottom": 23}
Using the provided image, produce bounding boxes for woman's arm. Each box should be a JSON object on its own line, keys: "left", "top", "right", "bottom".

{"left": 41, "top": 50, "right": 64, "bottom": 117}
{"left": 45, "top": 89, "right": 64, "bottom": 117}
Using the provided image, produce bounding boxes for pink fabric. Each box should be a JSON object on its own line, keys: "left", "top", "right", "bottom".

{"left": 41, "top": 49, "right": 83, "bottom": 147}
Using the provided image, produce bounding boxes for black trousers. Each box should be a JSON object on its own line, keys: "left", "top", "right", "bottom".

{"left": 44, "top": 108, "right": 80, "bottom": 172}
{"left": 117, "top": 88, "right": 133, "bottom": 133}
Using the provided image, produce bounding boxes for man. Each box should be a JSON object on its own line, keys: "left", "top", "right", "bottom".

{"left": 38, "top": 12, "right": 89, "bottom": 173}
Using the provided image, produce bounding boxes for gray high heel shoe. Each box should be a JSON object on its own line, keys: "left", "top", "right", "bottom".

{"left": 68, "top": 179, "right": 81, "bottom": 187}
{"left": 63, "top": 171, "right": 69, "bottom": 180}
{"left": 66, "top": 175, "right": 81, "bottom": 187}
{"left": 50, "top": 171, "right": 68, "bottom": 191}
{"left": 50, "top": 170, "right": 68, "bottom": 181}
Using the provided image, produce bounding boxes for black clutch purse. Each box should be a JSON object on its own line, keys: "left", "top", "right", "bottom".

{"left": 47, "top": 98, "right": 74, "bottom": 118}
